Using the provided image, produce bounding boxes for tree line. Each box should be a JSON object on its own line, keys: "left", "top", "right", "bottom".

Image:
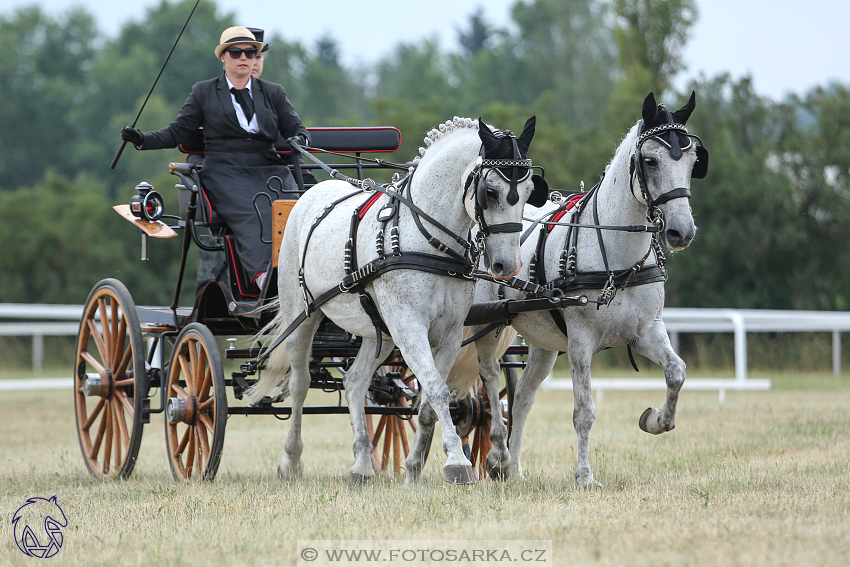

{"left": 1, "top": 0, "right": 848, "bottom": 311}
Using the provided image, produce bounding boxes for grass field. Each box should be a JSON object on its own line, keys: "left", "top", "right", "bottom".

{"left": 1, "top": 368, "right": 849, "bottom": 566}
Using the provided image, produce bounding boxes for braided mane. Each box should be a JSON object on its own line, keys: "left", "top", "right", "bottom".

{"left": 413, "top": 117, "right": 479, "bottom": 165}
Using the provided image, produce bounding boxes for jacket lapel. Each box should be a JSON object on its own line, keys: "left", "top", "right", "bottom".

{"left": 216, "top": 74, "right": 241, "bottom": 128}
{"left": 251, "top": 77, "right": 265, "bottom": 134}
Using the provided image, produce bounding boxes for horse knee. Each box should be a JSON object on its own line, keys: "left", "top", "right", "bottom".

{"left": 573, "top": 405, "right": 595, "bottom": 431}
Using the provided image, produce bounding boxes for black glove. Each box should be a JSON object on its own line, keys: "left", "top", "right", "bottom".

{"left": 289, "top": 133, "right": 309, "bottom": 148}
{"left": 121, "top": 125, "right": 144, "bottom": 147}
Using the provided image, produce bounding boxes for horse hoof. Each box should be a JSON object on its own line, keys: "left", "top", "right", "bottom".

{"left": 443, "top": 465, "right": 476, "bottom": 485}
{"left": 348, "top": 473, "right": 371, "bottom": 486}
{"left": 639, "top": 407, "right": 663, "bottom": 435}
{"left": 487, "top": 465, "right": 509, "bottom": 482}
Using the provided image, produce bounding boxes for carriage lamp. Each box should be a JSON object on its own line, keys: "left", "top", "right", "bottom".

{"left": 130, "top": 182, "right": 164, "bottom": 222}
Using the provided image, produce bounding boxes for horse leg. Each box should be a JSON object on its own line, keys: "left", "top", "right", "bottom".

{"left": 278, "top": 316, "right": 322, "bottom": 481}
{"left": 632, "top": 319, "right": 685, "bottom": 435}
{"left": 568, "top": 337, "right": 603, "bottom": 489}
{"left": 507, "top": 345, "right": 559, "bottom": 480}
{"left": 344, "top": 338, "right": 396, "bottom": 486}
{"left": 400, "top": 339, "right": 473, "bottom": 485}
{"left": 476, "top": 330, "right": 511, "bottom": 480}
{"left": 404, "top": 394, "right": 436, "bottom": 486}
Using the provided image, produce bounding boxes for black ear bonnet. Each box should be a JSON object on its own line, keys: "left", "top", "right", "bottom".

{"left": 634, "top": 91, "right": 709, "bottom": 182}
{"left": 473, "top": 116, "right": 549, "bottom": 210}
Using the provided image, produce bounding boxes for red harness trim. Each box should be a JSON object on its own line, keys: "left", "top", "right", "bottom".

{"left": 547, "top": 193, "right": 586, "bottom": 232}
{"left": 358, "top": 192, "right": 383, "bottom": 220}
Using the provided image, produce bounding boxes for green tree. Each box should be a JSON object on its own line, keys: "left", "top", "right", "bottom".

{"left": 0, "top": 172, "right": 186, "bottom": 305}
{"left": 0, "top": 6, "right": 98, "bottom": 190}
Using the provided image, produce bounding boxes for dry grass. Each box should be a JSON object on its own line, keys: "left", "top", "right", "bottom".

{"left": 1, "top": 377, "right": 849, "bottom": 566}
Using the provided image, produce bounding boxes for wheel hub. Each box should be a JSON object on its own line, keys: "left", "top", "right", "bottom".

{"left": 166, "top": 396, "right": 199, "bottom": 424}
{"left": 81, "top": 368, "right": 114, "bottom": 399}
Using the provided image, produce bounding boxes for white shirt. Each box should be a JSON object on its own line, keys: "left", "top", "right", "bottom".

{"left": 225, "top": 75, "right": 259, "bottom": 134}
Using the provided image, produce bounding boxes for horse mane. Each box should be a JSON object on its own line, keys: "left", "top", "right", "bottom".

{"left": 605, "top": 122, "right": 641, "bottom": 176}
{"left": 412, "top": 116, "right": 479, "bottom": 165}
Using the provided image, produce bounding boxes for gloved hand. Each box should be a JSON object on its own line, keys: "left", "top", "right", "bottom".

{"left": 121, "top": 125, "right": 144, "bottom": 147}
{"left": 289, "top": 133, "right": 310, "bottom": 148}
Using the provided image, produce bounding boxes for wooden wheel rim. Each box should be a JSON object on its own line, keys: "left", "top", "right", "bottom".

{"left": 74, "top": 279, "right": 146, "bottom": 480}
{"left": 165, "top": 324, "right": 226, "bottom": 481}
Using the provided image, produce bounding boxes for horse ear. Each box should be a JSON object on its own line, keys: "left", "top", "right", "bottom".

{"left": 517, "top": 115, "right": 536, "bottom": 153}
{"left": 478, "top": 118, "right": 501, "bottom": 154}
{"left": 642, "top": 92, "right": 657, "bottom": 123}
{"left": 673, "top": 90, "right": 696, "bottom": 124}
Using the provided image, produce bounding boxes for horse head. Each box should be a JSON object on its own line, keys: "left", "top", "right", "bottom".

{"left": 631, "top": 91, "right": 707, "bottom": 251}
{"left": 467, "top": 116, "right": 548, "bottom": 278}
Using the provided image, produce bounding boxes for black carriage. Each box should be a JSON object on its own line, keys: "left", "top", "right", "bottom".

{"left": 73, "top": 127, "right": 531, "bottom": 481}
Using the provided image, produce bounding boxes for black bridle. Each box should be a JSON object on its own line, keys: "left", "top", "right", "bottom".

{"left": 630, "top": 112, "right": 709, "bottom": 217}
{"left": 462, "top": 136, "right": 539, "bottom": 238}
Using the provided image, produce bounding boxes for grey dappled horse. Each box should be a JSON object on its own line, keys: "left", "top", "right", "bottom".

{"left": 248, "top": 117, "right": 546, "bottom": 485}
{"left": 468, "top": 92, "right": 705, "bottom": 488}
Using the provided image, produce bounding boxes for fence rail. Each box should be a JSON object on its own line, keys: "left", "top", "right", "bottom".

{"left": 2, "top": 304, "right": 849, "bottom": 398}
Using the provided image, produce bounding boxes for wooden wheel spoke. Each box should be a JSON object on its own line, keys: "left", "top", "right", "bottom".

{"left": 391, "top": 418, "right": 402, "bottom": 474}
{"left": 196, "top": 366, "right": 212, "bottom": 403}
{"left": 111, "top": 402, "right": 123, "bottom": 470}
{"left": 110, "top": 300, "right": 120, "bottom": 362}
{"left": 116, "top": 390, "right": 134, "bottom": 418}
{"left": 103, "top": 403, "right": 114, "bottom": 473}
{"left": 86, "top": 319, "right": 109, "bottom": 368}
{"left": 185, "top": 429, "right": 196, "bottom": 477}
{"left": 194, "top": 343, "right": 207, "bottom": 391}
{"left": 178, "top": 352, "right": 194, "bottom": 395}
{"left": 91, "top": 404, "right": 108, "bottom": 459}
{"left": 97, "top": 298, "right": 112, "bottom": 365}
{"left": 198, "top": 412, "right": 215, "bottom": 435}
{"left": 195, "top": 426, "right": 209, "bottom": 468}
{"left": 186, "top": 341, "right": 199, "bottom": 394}
{"left": 113, "top": 399, "right": 130, "bottom": 450}
{"left": 170, "top": 382, "right": 191, "bottom": 403}
{"left": 82, "top": 398, "right": 106, "bottom": 432}
{"left": 114, "top": 341, "right": 133, "bottom": 380}
{"left": 175, "top": 426, "right": 190, "bottom": 457}
{"left": 197, "top": 397, "right": 214, "bottom": 412}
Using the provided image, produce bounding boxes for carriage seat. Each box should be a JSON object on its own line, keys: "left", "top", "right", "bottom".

{"left": 178, "top": 126, "right": 402, "bottom": 158}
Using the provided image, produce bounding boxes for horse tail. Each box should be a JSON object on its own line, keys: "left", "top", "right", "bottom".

{"left": 245, "top": 297, "right": 292, "bottom": 405}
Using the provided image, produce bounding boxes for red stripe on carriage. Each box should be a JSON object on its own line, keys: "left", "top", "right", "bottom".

{"left": 547, "top": 194, "right": 586, "bottom": 232}
{"left": 358, "top": 192, "right": 383, "bottom": 220}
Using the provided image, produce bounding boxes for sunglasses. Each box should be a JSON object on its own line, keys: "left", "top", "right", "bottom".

{"left": 225, "top": 47, "right": 258, "bottom": 59}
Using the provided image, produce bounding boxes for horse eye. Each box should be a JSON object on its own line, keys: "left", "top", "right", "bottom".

{"left": 643, "top": 157, "right": 658, "bottom": 167}
{"left": 486, "top": 187, "right": 499, "bottom": 202}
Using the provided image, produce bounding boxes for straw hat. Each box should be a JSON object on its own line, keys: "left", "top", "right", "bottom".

{"left": 214, "top": 26, "right": 264, "bottom": 59}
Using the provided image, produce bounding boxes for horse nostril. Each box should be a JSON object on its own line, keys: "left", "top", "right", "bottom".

{"left": 665, "top": 229, "right": 684, "bottom": 246}
{"left": 492, "top": 262, "right": 505, "bottom": 275}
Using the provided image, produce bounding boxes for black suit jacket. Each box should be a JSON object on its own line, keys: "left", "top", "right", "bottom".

{"left": 141, "top": 74, "right": 307, "bottom": 154}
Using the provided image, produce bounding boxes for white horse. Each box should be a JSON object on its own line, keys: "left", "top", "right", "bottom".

{"left": 463, "top": 92, "right": 707, "bottom": 487}
{"left": 248, "top": 116, "right": 548, "bottom": 485}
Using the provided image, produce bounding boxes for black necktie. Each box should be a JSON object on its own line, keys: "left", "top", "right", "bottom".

{"left": 230, "top": 87, "right": 255, "bottom": 124}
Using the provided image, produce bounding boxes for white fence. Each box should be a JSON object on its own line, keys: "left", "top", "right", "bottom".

{"left": 543, "top": 307, "right": 850, "bottom": 401}
{"left": 0, "top": 304, "right": 83, "bottom": 373}
{"left": 2, "top": 304, "right": 850, "bottom": 399}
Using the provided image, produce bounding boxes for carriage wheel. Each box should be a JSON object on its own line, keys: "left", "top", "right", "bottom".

{"left": 164, "top": 323, "right": 227, "bottom": 481}
{"left": 74, "top": 279, "right": 147, "bottom": 480}
{"left": 457, "top": 354, "right": 517, "bottom": 481}
{"left": 365, "top": 364, "right": 418, "bottom": 475}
